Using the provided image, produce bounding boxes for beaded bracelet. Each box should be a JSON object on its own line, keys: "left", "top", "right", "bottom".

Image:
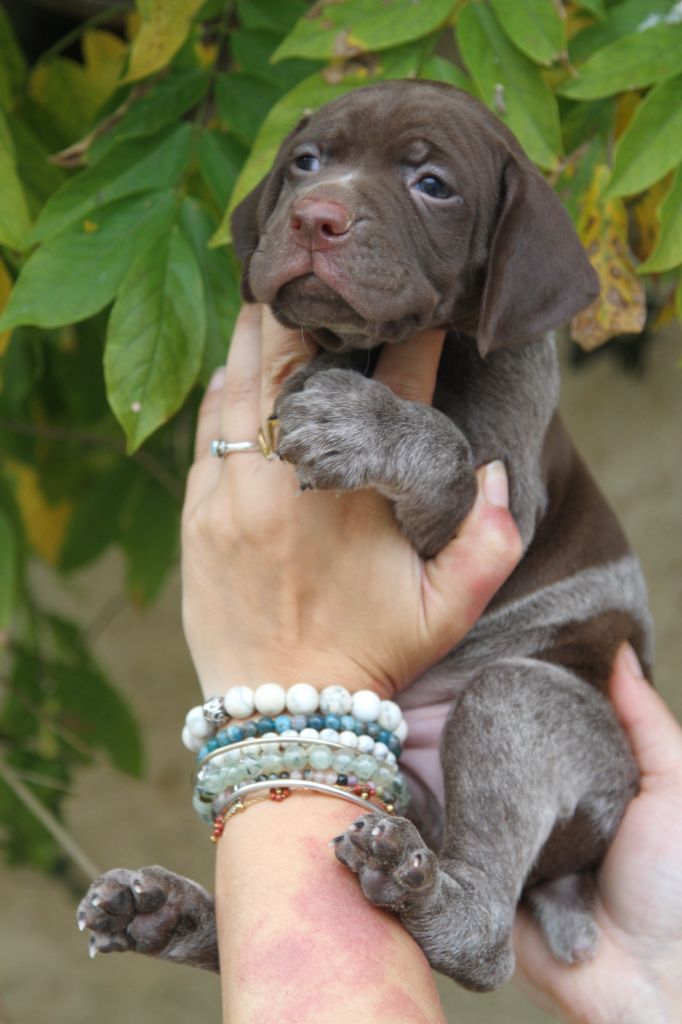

{"left": 191, "top": 714, "right": 403, "bottom": 763}
{"left": 209, "top": 777, "right": 396, "bottom": 843}
{"left": 182, "top": 684, "right": 407, "bottom": 753}
{"left": 193, "top": 736, "right": 409, "bottom": 823}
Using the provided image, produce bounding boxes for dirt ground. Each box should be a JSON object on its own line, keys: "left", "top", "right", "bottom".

{"left": 2, "top": 326, "right": 680, "bottom": 1024}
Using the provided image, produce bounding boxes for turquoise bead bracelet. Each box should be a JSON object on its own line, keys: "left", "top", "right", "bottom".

{"left": 193, "top": 712, "right": 403, "bottom": 763}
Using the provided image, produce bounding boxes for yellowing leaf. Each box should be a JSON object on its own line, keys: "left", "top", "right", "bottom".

{"left": 9, "top": 461, "right": 71, "bottom": 565}
{"left": 630, "top": 175, "right": 672, "bottom": 263}
{"left": 639, "top": 166, "right": 682, "bottom": 274}
{"left": 571, "top": 163, "right": 646, "bottom": 350}
{"left": 0, "top": 256, "right": 12, "bottom": 354}
{"left": 82, "top": 29, "right": 127, "bottom": 94}
{"left": 614, "top": 91, "right": 639, "bottom": 139}
{"left": 29, "top": 57, "right": 111, "bottom": 142}
{"left": 124, "top": 0, "right": 205, "bottom": 82}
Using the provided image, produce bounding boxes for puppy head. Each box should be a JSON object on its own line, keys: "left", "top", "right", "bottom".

{"left": 232, "top": 81, "right": 598, "bottom": 355}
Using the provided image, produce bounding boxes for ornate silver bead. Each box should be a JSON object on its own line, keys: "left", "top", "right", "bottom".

{"left": 203, "top": 696, "right": 228, "bottom": 727}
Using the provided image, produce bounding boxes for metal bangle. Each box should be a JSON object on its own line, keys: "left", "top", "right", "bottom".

{"left": 217, "top": 778, "right": 391, "bottom": 817}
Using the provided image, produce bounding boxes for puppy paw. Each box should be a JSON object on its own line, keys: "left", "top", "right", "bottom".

{"left": 525, "top": 873, "right": 598, "bottom": 966}
{"left": 277, "top": 369, "right": 394, "bottom": 492}
{"left": 78, "top": 866, "right": 219, "bottom": 972}
{"left": 332, "top": 813, "right": 438, "bottom": 911}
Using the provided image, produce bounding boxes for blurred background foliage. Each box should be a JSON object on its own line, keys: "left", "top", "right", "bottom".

{"left": 0, "top": 0, "right": 680, "bottom": 877}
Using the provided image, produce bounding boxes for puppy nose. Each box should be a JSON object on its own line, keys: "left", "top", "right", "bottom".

{"left": 290, "top": 198, "right": 353, "bottom": 250}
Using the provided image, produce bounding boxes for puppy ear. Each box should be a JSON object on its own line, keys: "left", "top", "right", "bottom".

{"left": 231, "top": 178, "right": 269, "bottom": 301}
{"left": 477, "top": 159, "right": 599, "bottom": 357}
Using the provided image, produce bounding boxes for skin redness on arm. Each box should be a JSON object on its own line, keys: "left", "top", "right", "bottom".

{"left": 215, "top": 797, "right": 446, "bottom": 1024}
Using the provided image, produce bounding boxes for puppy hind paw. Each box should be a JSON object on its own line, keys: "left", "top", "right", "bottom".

{"left": 525, "top": 873, "right": 598, "bottom": 965}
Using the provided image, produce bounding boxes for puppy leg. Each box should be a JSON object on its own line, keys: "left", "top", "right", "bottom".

{"left": 524, "top": 873, "right": 597, "bottom": 964}
{"left": 276, "top": 367, "right": 476, "bottom": 556}
{"left": 79, "top": 865, "right": 219, "bottom": 973}
{"left": 334, "top": 658, "right": 637, "bottom": 991}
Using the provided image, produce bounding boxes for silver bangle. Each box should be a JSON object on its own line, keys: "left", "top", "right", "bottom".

{"left": 218, "top": 777, "right": 392, "bottom": 817}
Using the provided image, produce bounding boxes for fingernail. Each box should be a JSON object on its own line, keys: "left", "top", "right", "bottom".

{"left": 482, "top": 461, "right": 509, "bottom": 509}
{"left": 622, "top": 642, "right": 645, "bottom": 679}
{"left": 207, "top": 367, "right": 226, "bottom": 392}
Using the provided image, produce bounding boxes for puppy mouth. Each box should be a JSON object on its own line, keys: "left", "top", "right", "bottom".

{"left": 275, "top": 274, "right": 376, "bottom": 349}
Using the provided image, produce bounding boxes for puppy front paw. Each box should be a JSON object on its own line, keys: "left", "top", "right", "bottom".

{"left": 277, "top": 369, "right": 393, "bottom": 492}
{"left": 332, "top": 813, "right": 438, "bottom": 911}
{"left": 78, "top": 865, "right": 219, "bottom": 972}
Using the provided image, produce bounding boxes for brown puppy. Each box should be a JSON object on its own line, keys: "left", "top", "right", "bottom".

{"left": 79, "top": 81, "right": 652, "bottom": 992}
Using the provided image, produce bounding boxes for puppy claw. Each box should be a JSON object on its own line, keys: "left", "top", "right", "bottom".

{"left": 78, "top": 912, "right": 86, "bottom": 932}
{"left": 88, "top": 936, "right": 98, "bottom": 959}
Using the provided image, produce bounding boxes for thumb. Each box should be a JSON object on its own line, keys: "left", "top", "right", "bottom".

{"left": 609, "top": 644, "right": 682, "bottom": 783}
{"left": 422, "top": 462, "right": 523, "bottom": 649}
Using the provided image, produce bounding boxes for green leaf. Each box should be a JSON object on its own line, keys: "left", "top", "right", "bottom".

{"left": 418, "top": 56, "right": 475, "bottom": 94}
{"left": 231, "top": 28, "right": 321, "bottom": 90}
{"left": 639, "top": 166, "right": 682, "bottom": 272}
{"left": 456, "top": 5, "right": 562, "bottom": 168}
{"left": 574, "top": 0, "right": 607, "bottom": 21}
{"left": 216, "top": 71, "right": 281, "bottom": 144}
{"left": 236, "top": 0, "right": 311, "bottom": 35}
{"left": 59, "top": 461, "right": 134, "bottom": 571}
{"left": 51, "top": 660, "right": 144, "bottom": 776}
{"left": 88, "top": 69, "right": 208, "bottom": 164}
{"left": 29, "top": 124, "right": 193, "bottom": 245}
{"left": 104, "top": 223, "right": 206, "bottom": 452}
{"left": 272, "top": 0, "right": 457, "bottom": 62}
{"left": 28, "top": 56, "right": 110, "bottom": 145}
{"left": 490, "top": 0, "right": 566, "bottom": 66}
{"left": 561, "top": 96, "right": 615, "bottom": 153}
{"left": 607, "top": 74, "right": 682, "bottom": 196}
{"left": 197, "top": 130, "right": 249, "bottom": 210}
{"left": 7, "top": 115, "right": 65, "bottom": 215}
{"left": 120, "top": 473, "right": 179, "bottom": 604}
{"left": 569, "top": 0, "right": 677, "bottom": 63}
{"left": 560, "top": 21, "right": 682, "bottom": 99}
{"left": 0, "top": 510, "right": 17, "bottom": 626}
{"left": 0, "top": 191, "right": 176, "bottom": 331}
{"left": 179, "top": 197, "right": 240, "bottom": 381}
{"left": 0, "top": 6, "right": 27, "bottom": 110}
{"left": 0, "top": 111, "right": 32, "bottom": 249}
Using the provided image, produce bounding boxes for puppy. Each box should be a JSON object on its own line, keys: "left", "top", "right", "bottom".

{"left": 79, "top": 81, "right": 652, "bottom": 992}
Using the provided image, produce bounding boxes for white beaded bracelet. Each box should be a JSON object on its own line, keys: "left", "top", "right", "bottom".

{"left": 182, "top": 683, "right": 407, "bottom": 750}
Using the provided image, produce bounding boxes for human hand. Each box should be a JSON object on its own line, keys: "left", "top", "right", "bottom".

{"left": 514, "top": 645, "right": 682, "bottom": 1024}
{"left": 181, "top": 304, "right": 522, "bottom": 700}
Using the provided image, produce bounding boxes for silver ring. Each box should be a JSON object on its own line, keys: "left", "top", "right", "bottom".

{"left": 211, "top": 439, "right": 261, "bottom": 458}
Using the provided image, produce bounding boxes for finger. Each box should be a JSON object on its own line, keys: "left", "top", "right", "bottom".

{"left": 194, "top": 366, "right": 227, "bottom": 462}
{"left": 372, "top": 328, "right": 445, "bottom": 404}
{"left": 221, "top": 304, "right": 264, "bottom": 442}
{"left": 186, "top": 367, "right": 230, "bottom": 504}
{"left": 422, "top": 462, "right": 523, "bottom": 651}
{"left": 260, "top": 306, "right": 318, "bottom": 423}
{"left": 609, "top": 644, "right": 682, "bottom": 782}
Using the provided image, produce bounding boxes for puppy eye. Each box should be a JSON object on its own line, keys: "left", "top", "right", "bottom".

{"left": 294, "top": 154, "right": 320, "bottom": 172}
{"left": 414, "top": 175, "right": 453, "bottom": 200}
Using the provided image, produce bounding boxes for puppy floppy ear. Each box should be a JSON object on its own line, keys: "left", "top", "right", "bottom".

{"left": 231, "top": 178, "right": 269, "bottom": 301}
{"left": 477, "top": 158, "right": 599, "bottom": 357}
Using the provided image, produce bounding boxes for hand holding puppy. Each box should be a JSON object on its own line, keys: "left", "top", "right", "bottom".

{"left": 182, "top": 304, "right": 522, "bottom": 700}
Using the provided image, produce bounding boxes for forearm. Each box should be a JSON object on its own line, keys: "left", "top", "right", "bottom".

{"left": 215, "top": 795, "right": 446, "bottom": 1024}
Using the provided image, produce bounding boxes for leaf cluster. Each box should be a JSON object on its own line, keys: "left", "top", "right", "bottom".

{"left": 0, "top": 0, "right": 680, "bottom": 874}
